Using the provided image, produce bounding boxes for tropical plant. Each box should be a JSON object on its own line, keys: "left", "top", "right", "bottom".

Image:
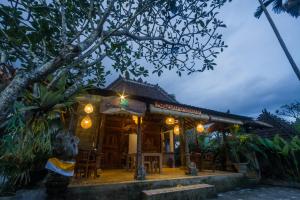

{"left": 255, "top": 0, "right": 300, "bottom": 18}
{"left": 225, "top": 133, "right": 300, "bottom": 181}
{"left": 254, "top": 134, "right": 300, "bottom": 181}
{"left": 189, "top": 131, "right": 223, "bottom": 171}
{"left": 0, "top": 75, "right": 76, "bottom": 194}
{"left": 255, "top": 0, "right": 300, "bottom": 81}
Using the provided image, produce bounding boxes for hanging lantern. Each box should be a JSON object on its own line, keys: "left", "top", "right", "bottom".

{"left": 165, "top": 117, "right": 175, "bottom": 125}
{"left": 196, "top": 123, "right": 205, "bottom": 133}
{"left": 84, "top": 103, "right": 94, "bottom": 114}
{"left": 81, "top": 115, "right": 92, "bottom": 129}
{"left": 174, "top": 125, "right": 180, "bottom": 135}
{"left": 132, "top": 115, "right": 142, "bottom": 124}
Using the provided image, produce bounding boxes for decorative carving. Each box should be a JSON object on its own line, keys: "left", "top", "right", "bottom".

{"left": 135, "top": 165, "right": 146, "bottom": 180}
{"left": 186, "top": 162, "right": 198, "bottom": 176}
{"left": 45, "top": 131, "right": 79, "bottom": 199}
{"left": 154, "top": 102, "right": 202, "bottom": 115}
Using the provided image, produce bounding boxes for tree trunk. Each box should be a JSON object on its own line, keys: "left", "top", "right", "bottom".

{"left": 258, "top": 0, "right": 300, "bottom": 81}
{"left": 0, "top": 45, "right": 80, "bottom": 120}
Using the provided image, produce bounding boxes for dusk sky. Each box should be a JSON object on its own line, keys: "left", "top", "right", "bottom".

{"left": 105, "top": 1, "right": 300, "bottom": 118}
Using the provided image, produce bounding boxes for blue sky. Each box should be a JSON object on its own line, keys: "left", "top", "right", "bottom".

{"left": 106, "top": 1, "right": 300, "bottom": 118}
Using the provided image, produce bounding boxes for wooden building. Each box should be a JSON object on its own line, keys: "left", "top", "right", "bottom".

{"left": 74, "top": 76, "right": 270, "bottom": 180}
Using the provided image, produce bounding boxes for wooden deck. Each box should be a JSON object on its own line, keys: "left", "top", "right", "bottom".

{"left": 71, "top": 168, "right": 235, "bottom": 186}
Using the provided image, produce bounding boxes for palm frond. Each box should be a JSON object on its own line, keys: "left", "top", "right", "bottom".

{"left": 255, "top": 0, "right": 276, "bottom": 18}
{"left": 272, "top": 0, "right": 284, "bottom": 13}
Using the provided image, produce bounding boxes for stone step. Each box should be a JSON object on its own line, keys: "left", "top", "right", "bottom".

{"left": 142, "top": 183, "right": 216, "bottom": 200}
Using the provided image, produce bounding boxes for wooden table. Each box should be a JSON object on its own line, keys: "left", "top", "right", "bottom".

{"left": 142, "top": 153, "right": 162, "bottom": 174}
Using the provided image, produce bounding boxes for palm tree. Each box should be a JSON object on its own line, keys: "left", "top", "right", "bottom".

{"left": 256, "top": 0, "right": 300, "bottom": 81}
{"left": 255, "top": 0, "right": 300, "bottom": 18}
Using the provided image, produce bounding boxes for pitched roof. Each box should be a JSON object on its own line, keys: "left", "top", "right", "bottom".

{"left": 85, "top": 77, "right": 270, "bottom": 127}
{"left": 106, "top": 76, "right": 177, "bottom": 103}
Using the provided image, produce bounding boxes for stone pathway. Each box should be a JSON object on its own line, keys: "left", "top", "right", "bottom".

{"left": 211, "top": 186, "right": 300, "bottom": 200}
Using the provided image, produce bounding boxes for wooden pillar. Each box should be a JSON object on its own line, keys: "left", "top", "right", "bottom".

{"left": 98, "top": 115, "right": 106, "bottom": 149}
{"left": 179, "top": 131, "right": 185, "bottom": 167}
{"left": 182, "top": 120, "right": 191, "bottom": 168}
{"left": 134, "top": 116, "right": 146, "bottom": 180}
{"left": 96, "top": 114, "right": 106, "bottom": 169}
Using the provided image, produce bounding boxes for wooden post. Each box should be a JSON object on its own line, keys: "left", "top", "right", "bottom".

{"left": 96, "top": 114, "right": 106, "bottom": 169}
{"left": 179, "top": 131, "right": 186, "bottom": 168}
{"left": 134, "top": 116, "right": 146, "bottom": 180}
{"left": 182, "top": 120, "right": 190, "bottom": 168}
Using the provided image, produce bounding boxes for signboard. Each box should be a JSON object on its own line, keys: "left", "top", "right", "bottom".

{"left": 100, "top": 96, "right": 146, "bottom": 116}
{"left": 153, "top": 102, "right": 202, "bottom": 115}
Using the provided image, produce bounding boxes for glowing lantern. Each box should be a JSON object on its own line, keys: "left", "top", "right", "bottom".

{"left": 132, "top": 115, "right": 142, "bottom": 124}
{"left": 174, "top": 125, "right": 180, "bottom": 135}
{"left": 165, "top": 117, "right": 175, "bottom": 125}
{"left": 196, "top": 123, "right": 205, "bottom": 133}
{"left": 84, "top": 103, "right": 94, "bottom": 114}
{"left": 81, "top": 115, "right": 92, "bottom": 129}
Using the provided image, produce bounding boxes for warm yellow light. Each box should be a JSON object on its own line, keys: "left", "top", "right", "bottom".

{"left": 81, "top": 115, "right": 92, "bottom": 129}
{"left": 120, "top": 95, "right": 125, "bottom": 100}
{"left": 165, "top": 117, "right": 175, "bottom": 125}
{"left": 84, "top": 103, "right": 94, "bottom": 114}
{"left": 132, "top": 115, "right": 142, "bottom": 124}
{"left": 174, "top": 125, "right": 180, "bottom": 135}
{"left": 196, "top": 123, "right": 205, "bottom": 133}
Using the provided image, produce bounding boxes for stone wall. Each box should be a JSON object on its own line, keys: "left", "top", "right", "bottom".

{"left": 1, "top": 173, "right": 253, "bottom": 200}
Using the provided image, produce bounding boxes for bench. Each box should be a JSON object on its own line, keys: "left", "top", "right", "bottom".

{"left": 142, "top": 183, "right": 216, "bottom": 200}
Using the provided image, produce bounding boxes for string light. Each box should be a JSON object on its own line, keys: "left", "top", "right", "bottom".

{"left": 165, "top": 117, "right": 175, "bottom": 125}
{"left": 84, "top": 103, "right": 94, "bottom": 114}
{"left": 81, "top": 115, "right": 92, "bottom": 129}
{"left": 196, "top": 123, "right": 205, "bottom": 133}
{"left": 174, "top": 125, "right": 180, "bottom": 135}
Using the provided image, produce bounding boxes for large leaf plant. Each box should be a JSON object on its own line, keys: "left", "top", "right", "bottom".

{"left": 0, "top": 74, "right": 77, "bottom": 193}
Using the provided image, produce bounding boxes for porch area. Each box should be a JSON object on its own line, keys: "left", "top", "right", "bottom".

{"left": 67, "top": 170, "right": 250, "bottom": 200}
{"left": 71, "top": 168, "right": 232, "bottom": 186}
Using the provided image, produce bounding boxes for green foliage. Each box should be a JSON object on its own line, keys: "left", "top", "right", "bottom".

{"left": 227, "top": 133, "right": 262, "bottom": 173}
{"left": 0, "top": 75, "right": 76, "bottom": 192}
{"left": 295, "top": 119, "right": 300, "bottom": 134}
{"left": 253, "top": 135, "right": 300, "bottom": 181}
{"left": 193, "top": 131, "right": 300, "bottom": 181}
{"left": 0, "top": 0, "right": 230, "bottom": 84}
{"left": 227, "top": 133, "right": 300, "bottom": 181}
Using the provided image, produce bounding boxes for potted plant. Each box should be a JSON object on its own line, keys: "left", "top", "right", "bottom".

{"left": 228, "top": 135, "right": 250, "bottom": 174}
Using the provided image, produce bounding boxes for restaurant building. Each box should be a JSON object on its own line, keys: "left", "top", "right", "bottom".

{"left": 74, "top": 76, "right": 271, "bottom": 181}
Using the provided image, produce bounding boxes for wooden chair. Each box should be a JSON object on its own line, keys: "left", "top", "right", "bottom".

{"left": 87, "top": 150, "right": 97, "bottom": 178}
{"left": 75, "top": 149, "right": 90, "bottom": 178}
{"left": 151, "top": 157, "right": 160, "bottom": 173}
{"left": 75, "top": 149, "right": 98, "bottom": 179}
